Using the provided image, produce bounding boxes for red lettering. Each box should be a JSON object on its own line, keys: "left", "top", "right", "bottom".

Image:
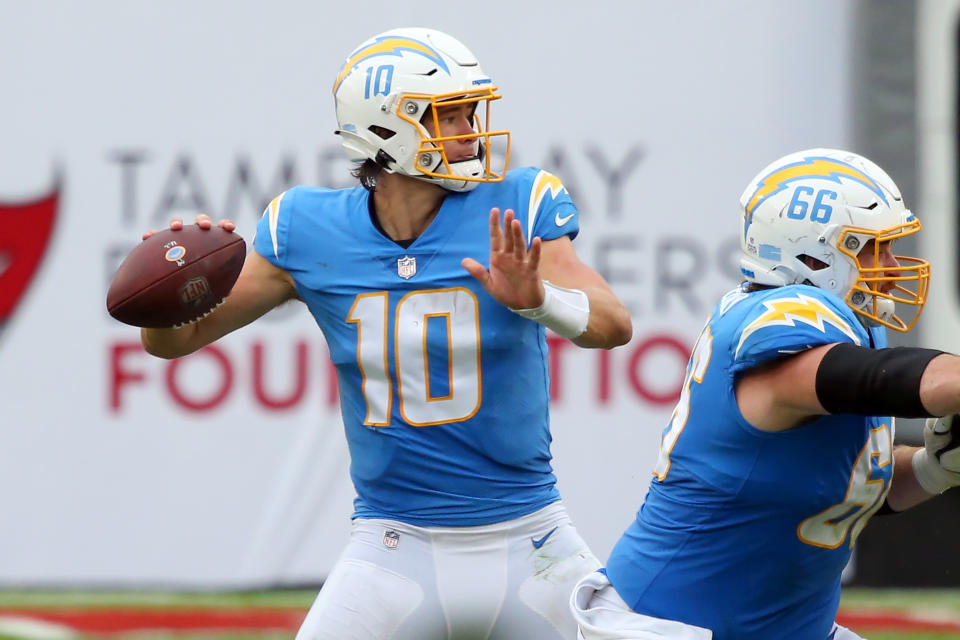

{"left": 327, "top": 358, "right": 340, "bottom": 407}
{"left": 598, "top": 348, "right": 612, "bottom": 405}
{"left": 165, "top": 345, "right": 233, "bottom": 411}
{"left": 627, "top": 335, "right": 690, "bottom": 405}
{"left": 545, "top": 333, "right": 691, "bottom": 406}
{"left": 109, "top": 342, "right": 147, "bottom": 412}
{"left": 252, "top": 340, "right": 308, "bottom": 410}
{"left": 546, "top": 335, "right": 575, "bottom": 401}
{"left": 109, "top": 333, "right": 691, "bottom": 413}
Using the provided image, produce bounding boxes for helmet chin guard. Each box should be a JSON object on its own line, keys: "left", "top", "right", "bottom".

{"left": 739, "top": 148, "right": 929, "bottom": 332}
{"left": 333, "top": 28, "right": 511, "bottom": 192}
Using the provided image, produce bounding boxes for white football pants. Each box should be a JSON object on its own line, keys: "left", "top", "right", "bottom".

{"left": 296, "top": 501, "right": 600, "bottom": 640}
{"left": 571, "top": 571, "right": 866, "bottom": 640}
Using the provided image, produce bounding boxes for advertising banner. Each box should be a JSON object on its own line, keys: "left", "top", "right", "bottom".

{"left": 0, "top": 0, "right": 853, "bottom": 586}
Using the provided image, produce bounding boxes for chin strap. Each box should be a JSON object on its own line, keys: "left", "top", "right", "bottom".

{"left": 850, "top": 297, "right": 895, "bottom": 328}
{"left": 873, "top": 297, "right": 896, "bottom": 323}
{"left": 424, "top": 157, "right": 484, "bottom": 193}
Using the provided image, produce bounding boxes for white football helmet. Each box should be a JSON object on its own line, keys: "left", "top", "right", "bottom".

{"left": 332, "top": 27, "right": 510, "bottom": 192}
{"left": 739, "top": 148, "right": 929, "bottom": 332}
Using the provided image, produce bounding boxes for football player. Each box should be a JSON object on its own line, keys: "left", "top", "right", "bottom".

{"left": 571, "top": 148, "right": 960, "bottom": 640}
{"left": 139, "top": 28, "right": 632, "bottom": 639}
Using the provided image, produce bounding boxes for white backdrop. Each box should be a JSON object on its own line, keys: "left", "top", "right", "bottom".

{"left": 0, "top": 0, "right": 853, "bottom": 587}
{"left": 918, "top": 0, "right": 960, "bottom": 353}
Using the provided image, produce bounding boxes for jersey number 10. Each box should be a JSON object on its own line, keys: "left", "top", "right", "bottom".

{"left": 348, "top": 288, "right": 482, "bottom": 427}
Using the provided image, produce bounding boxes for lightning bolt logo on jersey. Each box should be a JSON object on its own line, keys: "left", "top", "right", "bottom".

{"left": 734, "top": 293, "right": 861, "bottom": 357}
{"left": 253, "top": 168, "right": 578, "bottom": 527}
{"left": 606, "top": 283, "right": 893, "bottom": 640}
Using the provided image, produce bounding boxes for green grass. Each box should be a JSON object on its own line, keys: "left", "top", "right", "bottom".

{"left": 841, "top": 587, "right": 960, "bottom": 611}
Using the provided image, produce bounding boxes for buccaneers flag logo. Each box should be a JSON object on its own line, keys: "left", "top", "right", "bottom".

{"left": 0, "top": 183, "right": 59, "bottom": 337}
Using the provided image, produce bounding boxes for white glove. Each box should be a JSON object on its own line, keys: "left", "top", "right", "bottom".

{"left": 912, "top": 414, "right": 960, "bottom": 494}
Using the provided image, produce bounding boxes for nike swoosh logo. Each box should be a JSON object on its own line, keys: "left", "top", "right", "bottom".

{"left": 555, "top": 212, "right": 574, "bottom": 227}
{"left": 531, "top": 526, "right": 558, "bottom": 549}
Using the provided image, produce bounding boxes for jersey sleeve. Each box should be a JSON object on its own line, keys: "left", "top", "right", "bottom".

{"left": 524, "top": 169, "right": 580, "bottom": 243}
{"left": 731, "top": 286, "right": 870, "bottom": 372}
{"left": 252, "top": 187, "right": 299, "bottom": 270}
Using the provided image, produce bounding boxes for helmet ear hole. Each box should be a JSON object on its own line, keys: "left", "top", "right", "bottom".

{"left": 369, "top": 125, "right": 396, "bottom": 141}
{"left": 797, "top": 254, "right": 829, "bottom": 271}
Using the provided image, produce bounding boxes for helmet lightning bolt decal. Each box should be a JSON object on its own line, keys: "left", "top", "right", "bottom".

{"left": 528, "top": 170, "right": 567, "bottom": 240}
{"left": 735, "top": 293, "right": 861, "bottom": 358}
{"left": 333, "top": 36, "right": 449, "bottom": 94}
{"left": 743, "top": 156, "right": 889, "bottom": 239}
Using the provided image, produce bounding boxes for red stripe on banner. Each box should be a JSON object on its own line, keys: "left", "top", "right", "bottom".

{"left": 0, "top": 608, "right": 307, "bottom": 633}
{"left": 837, "top": 609, "right": 960, "bottom": 632}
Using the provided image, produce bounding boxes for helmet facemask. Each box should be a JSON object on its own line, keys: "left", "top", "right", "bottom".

{"left": 399, "top": 89, "right": 510, "bottom": 191}
{"left": 835, "top": 222, "right": 929, "bottom": 331}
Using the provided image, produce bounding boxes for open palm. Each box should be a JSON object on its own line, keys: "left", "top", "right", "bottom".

{"left": 462, "top": 208, "right": 545, "bottom": 310}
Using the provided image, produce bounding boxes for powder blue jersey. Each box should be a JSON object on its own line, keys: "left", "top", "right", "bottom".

{"left": 253, "top": 167, "right": 579, "bottom": 526}
{"left": 605, "top": 284, "right": 893, "bottom": 640}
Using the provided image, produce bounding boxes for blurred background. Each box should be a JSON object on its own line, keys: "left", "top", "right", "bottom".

{"left": 2, "top": 0, "right": 960, "bottom": 637}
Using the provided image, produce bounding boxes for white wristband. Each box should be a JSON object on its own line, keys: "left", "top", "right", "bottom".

{"left": 912, "top": 448, "right": 958, "bottom": 495}
{"left": 511, "top": 280, "right": 590, "bottom": 339}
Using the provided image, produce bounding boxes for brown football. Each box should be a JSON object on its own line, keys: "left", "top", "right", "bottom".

{"left": 106, "top": 225, "right": 246, "bottom": 328}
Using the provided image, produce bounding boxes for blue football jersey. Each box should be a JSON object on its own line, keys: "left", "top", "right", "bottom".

{"left": 605, "top": 284, "right": 893, "bottom": 640}
{"left": 253, "top": 167, "right": 579, "bottom": 526}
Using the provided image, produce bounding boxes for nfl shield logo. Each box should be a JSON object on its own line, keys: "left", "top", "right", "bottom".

{"left": 383, "top": 530, "right": 400, "bottom": 550}
{"left": 397, "top": 255, "right": 417, "bottom": 279}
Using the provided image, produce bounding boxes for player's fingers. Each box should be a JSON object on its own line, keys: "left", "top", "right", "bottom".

{"left": 489, "top": 208, "right": 502, "bottom": 253}
{"left": 528, "top": 236, "right": 542, "bottom": 269}
{"left": 510, "top": 218, "right": 527, "bottom": 261}
{"left": 141, "top": 229, "right": 158, "bottom": 241}
{"left": 194, "top": 214, "right": 213, "bottom": 229}
{"left": 461, "top": 257, "right": 491, "bottom": 286}
{"left": 217, "top": 219, "right": 236, "bottom": 232}
{"left": 169, "top": 218, "right": 184, "bottom": 230}
{"left": 502, "top": 209, "right": 516, "bottom": 254}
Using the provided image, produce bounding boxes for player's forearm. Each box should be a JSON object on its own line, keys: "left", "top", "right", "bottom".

{"left": 918, "top": 353, "right": 960, "bottom": 416}
{"left": 885, "top": 445, "right": 936, "bottom": 512}
{"left": 571, "top": 287, "right": 633, "bottom": 349}
{"left": 139, "top": 298, "right": 255, "bottom": 359}
{"left": 141, "top": 324, "right": 206, "bottom": 359}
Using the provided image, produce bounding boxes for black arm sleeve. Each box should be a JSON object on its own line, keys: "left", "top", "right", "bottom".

{"left": 815, "top": 343, "right": 944, "bottom": 418}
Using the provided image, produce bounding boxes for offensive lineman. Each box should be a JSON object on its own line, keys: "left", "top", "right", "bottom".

{"left": 572, "top": 148, "right": 960, "bottom": 640}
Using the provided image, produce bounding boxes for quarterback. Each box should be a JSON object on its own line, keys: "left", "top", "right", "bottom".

{"left": 572, "top": 149, "right": 960, "bottom": 640}
{"left": 140, "top": 28, "right": 632, "bottom": 639}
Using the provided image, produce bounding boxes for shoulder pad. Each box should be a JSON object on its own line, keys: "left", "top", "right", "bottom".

{"left": 733, "top": 286, "right": 868, "bottom": 368}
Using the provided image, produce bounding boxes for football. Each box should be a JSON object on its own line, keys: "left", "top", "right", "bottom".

{"left": 106, "top": 225, "right": 246, "bottom": 328}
